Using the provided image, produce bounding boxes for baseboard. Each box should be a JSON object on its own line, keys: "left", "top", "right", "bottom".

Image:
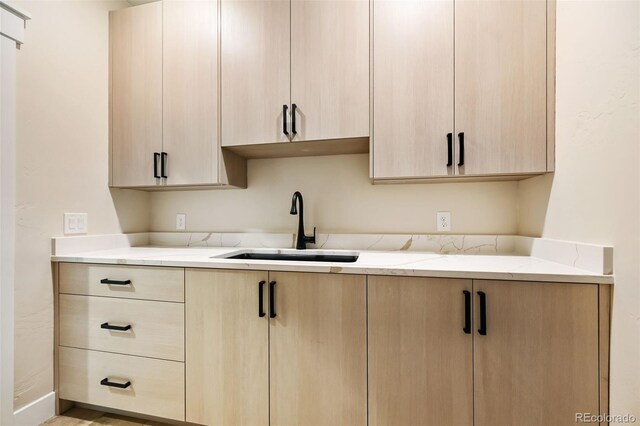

{"left": 12, "top": 391, "right": 55, "bottom": 426}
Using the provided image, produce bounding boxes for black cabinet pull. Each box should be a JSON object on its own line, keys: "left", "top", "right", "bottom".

{"left": 161, "top": 152, "right": 168, "bottom": 178}
{"left": 446, "top": 133, "right": 453, "bottom": 167}
{"left": 258, "top": 280, "right": 266, "bottom": 318}
{"left": 291, "top": 104, "right": 297, "bottom": 135}
{"left": 477, "top": 291, "right": 487, "bottom": 335}
{"left": 463, "top": 290, "right": 471, "bottom": 334}
{"left": 101, "top": 322, "right": 131, "bottom": 332}
{"left": 283, "top": 105, "right": 289, "bottom": 136}
{"left": 100, "top": 278, "right": 131, "bottom": 286}
{"left": 153, "top": 152, "right": 160, "bottom": 178}
{"left": 269, "top": 281, "right": 277, "bottom": 318}
{"left": 100, "top": 378, "right": 131, "bottom": 389}
{"left": 457, "top": 132, "right": 465, "bottom": 167}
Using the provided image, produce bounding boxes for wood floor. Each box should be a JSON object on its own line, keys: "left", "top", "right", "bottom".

{"left": 41, "top": 407, "right": 169, "bottom": 426}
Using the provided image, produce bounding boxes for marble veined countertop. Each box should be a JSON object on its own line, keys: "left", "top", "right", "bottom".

{"left": 51, "top": 246, "right": 613, "bottom": 284}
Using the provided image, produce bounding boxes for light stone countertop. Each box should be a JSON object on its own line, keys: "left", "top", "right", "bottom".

{"left": 51, "top": 246, "right": 614, "bottom": 284}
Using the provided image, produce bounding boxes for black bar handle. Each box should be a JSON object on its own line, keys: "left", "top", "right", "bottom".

{"left": 100, "top": 278, "right": 131, "bottom": 286}
{"left": 291, "top": 104, "right": 297, "bottom": 135}
{"left": 446, "top": 133, "right": 453, "bottom": 167}
{"left": 463, "top": 290, "right": 471, "bottom": 334}
{"left": 258, "top": 280, "right": 266, "bottom": 318}
{"left": 100, "top": 378, "right": 131, "bottom": 389}
{"left": 161, "top": 152, "right": 168, "bottom": 178}
{"left": 153, "top": 152, "right": 160, "bottom": 178}
{"left": 283, "top": 105, "right": 289, "bottom": 135}
{"left": 269, "top": 281, "right": 277, "bottom": 318}
{"left": 478, "top": 291, "right": 487, "bottom": 335}
{"left": 101, "top": 322, "right": 131, "bottom": 332}
{"left": 457, "top": 132, "right": 465, "bottom": 167}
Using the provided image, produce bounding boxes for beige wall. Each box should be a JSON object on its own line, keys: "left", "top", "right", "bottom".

{"left": 518, "top": 0, "right": 640, "bottom": 419}
{"left": 14, "top": 0, "right": 149, "bottom": 410}
{"left": 151, "top": 154, "right": 519, "bottom": 234}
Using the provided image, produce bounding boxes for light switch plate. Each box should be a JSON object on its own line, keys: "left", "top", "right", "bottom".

{"left": 64, "top": 213, "right": 88, "bottom": 235}
{"left": 436, "top": 211, "right": 451, "bottom": 232}
{"left": 176, "top": 213, "right": 186, "bottom": 230}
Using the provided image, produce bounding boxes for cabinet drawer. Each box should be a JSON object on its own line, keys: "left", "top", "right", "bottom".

{"left": 59, "top": 263, "right": 184, "bottom": 302}
{"left": 60, "top": 294, "right": 184, "bottom": 361}
{"left": 59, "top": 347, "right": 185, "bottom": 421}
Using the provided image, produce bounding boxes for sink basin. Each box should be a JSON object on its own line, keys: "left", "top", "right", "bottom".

{"left": 216, "top": 249, "right": 359, "bottom": 263}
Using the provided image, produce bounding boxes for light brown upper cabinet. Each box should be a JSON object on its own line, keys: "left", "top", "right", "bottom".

{"left": 110, "top": 1, "right": 246, "bottom": 189}
{"left": 372, "top": 0, "right": 554, "bottom": 181}
{"left": 221, "top": 0, "right": 369, "bottom": 156}
{"left": 110, "top": 2, "right": 162, "bottom": 188}
{"left": 473, "top": 281, "right": 600, "bottom": 426}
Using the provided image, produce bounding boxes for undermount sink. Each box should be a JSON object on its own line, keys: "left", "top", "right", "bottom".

{"left": 215, "top": 249, "right": 359, "bottom": 263}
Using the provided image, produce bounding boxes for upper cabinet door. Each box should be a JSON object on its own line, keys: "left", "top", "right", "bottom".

{"left": 163, "top": 0, "right": 219, "bottom": 185}
{"left": 110, "top": 2, "right": 162, "bottom": 188}
{"left": 455, "top": 0, "right": 547, "bottom": 176}
{"left": 291, "top": 0, "right": 369, "bottom": 142}
{"left": 221, "top": 0, "right": 290, "bottom": 147}
{"left": 372, "top": 0, "right": 454, "bottom": 179}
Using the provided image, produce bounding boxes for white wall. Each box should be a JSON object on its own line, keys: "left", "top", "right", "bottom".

{"left": 151, "top": 154, "right": 519, "bottom": 234}
{"left": 518, "top": 1, "right": 640, "bottom": 420}
{"left": 14, "top": 0, "right": 148, "bottom": 411}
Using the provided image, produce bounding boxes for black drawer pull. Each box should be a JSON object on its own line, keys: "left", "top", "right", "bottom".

{"left": 283, "top": 105, "right": 289, "bottom": 136}
{"left": 457, "top": 132, "right": 465, "bottom": 167}
{"left": 153, "top": 152, "right": 160, "bottom": 178}
{"left": 463, "top": 290, "right": 471, "bottom": 334}
{"left": 101, "top": 322, "right": 132, "bottom": 332}
{"left": 258, "top": 280, "right": 266, "bottom": 318}
{"left": 447, "top": 133, "right": 453, "bottom": 167}
{"left": 100, "top": 278, "right": 131, "bottom": 286}
{"left": 269, "top": 281, "right": 277, "bottom": 318}
{"left": 478, "top": 291, "right": 487, "bottom": 335}
{"left": 100, "top": 378, "right": 131, "bottom": 389}
{"left": 292, "top": 103, "right": 298, "bottom": 135}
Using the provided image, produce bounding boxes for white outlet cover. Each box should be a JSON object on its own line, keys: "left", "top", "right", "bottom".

{"left": 176, "top": 213, "right": 186, "bottom": 230}
{"left": 436, "top": 211, "right": 451, "bottom": 232}
{"left": 64, "top": 213, "right": 88, "bottom": 235}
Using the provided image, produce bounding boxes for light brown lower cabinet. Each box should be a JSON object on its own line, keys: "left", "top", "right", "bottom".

{"left": 368, "top": 277, "right": 603, "bottom": 426}
{"left": 473, "top": 280, "right": 600, "bottom": 426}
{"left": 185, "top": 270, "right": 367, "bottom": 426}
{"left": 368, "top": 276, "right": 473, "bottom": 426}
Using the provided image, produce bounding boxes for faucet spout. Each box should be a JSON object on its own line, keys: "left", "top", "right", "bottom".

{"left": 290, "top": 191, "right": 316, "bottom": 250}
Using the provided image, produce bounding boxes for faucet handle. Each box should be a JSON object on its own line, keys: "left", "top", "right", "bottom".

{"left": 305, "top": 227, "right": 316, "bottom": 244}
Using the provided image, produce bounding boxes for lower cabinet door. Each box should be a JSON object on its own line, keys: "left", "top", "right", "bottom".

{"left": 368, "top": 276, "right": 473, "bottom": 426}
{"left": 185, "top": 269, "right": 269, "bottom": 426}
{"left": 473, "top": 281, "right": 599, "bottom": 426}
{"left": 58, "top": 347, "right": 185, "bottom": 421}
{"left": 269, "top": 272, "right": 367, "bottom": 426}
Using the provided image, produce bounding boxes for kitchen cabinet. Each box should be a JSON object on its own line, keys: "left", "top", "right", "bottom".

{"left": 368, "top": 276, "right": 473, "bottom": 426}
{"left": 372, "top": 0, "right": 553, "bottom": 181}
{"left": 372, "top": 0, "right": 454, "bottom": 179}
{"left": 185, "top": 269, "right": 269, "bottom": 426}
{"left": 110, "top": 1, "right": 246, "bottom": 189}
{"left": 185, "top": 270, "right": 366, "bottom": 426}
{"left": 220, "top": 0, "right": 290, "bottom": 148}
{"left": 110, "top": 2, "right": 162, "bottom": 188}
{"left": 473, "top": 280, "right": 600, "bottom": 426}
{"left": 221, "top": 0, "right": 369, "bottom": 153}
{"left": 269, "top": 272, "right": 367, "bottom": 426}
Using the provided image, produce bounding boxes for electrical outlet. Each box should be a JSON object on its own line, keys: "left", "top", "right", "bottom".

{"left": 64, "top": 213, "right": 88, "bottom": 235}
{"left": 176, "top": 213, "right": 186, "bottom": 230}
{"left": 437, "top": 211, "right": 451, "bottom": 232}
